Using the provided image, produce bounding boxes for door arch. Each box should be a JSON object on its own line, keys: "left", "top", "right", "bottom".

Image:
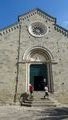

{"left": 23, "top": 46, "right": 54, "bottom": 92}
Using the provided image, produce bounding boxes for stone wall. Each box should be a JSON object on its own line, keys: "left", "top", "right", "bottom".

{"left": 0, "top": 25, "right": 19, "bottom": 103}
{"left": 19, "top": 12, "right": 68, "bottom": 103}
{"left": 0, "top": 9, "right": 68, "bottom": 104}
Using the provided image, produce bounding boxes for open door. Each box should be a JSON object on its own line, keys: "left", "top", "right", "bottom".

{"left": 30, "top": 64, "right": 48, "bottom": 91}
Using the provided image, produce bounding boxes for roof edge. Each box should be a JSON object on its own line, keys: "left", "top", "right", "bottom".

{"left": 0, "top": 8, "right": 68, "bottom": 37}
{"left": 18, "top": 8, "right": 56, "bottom": 22}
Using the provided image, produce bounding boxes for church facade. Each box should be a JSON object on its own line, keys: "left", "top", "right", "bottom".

{"left": 0, "top": 8, "right": 68, "bottom": 104}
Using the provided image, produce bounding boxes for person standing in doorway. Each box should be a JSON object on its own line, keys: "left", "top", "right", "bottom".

{"left": 43, "top": 78, "right": 46, "bottom": 85}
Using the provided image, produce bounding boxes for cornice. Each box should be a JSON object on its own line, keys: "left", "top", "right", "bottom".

{"left": 0, "top": 22, "right": 19, "bottom": 36}
{"left": 18, "top": 8, "right": 56, "bottom": 23}
{"left": 54, "top": 24, "right": 68, "bottom": 37}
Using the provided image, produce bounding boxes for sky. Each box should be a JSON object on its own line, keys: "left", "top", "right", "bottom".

{"left": 0, "top": 0, "right": 68, "bottom": 30}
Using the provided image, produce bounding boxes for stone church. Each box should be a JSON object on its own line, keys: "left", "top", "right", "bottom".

{"left": 0, "top": 8, "right": 68, "bottom": 104}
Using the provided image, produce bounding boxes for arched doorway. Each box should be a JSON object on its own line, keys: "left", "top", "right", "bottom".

{"left": 23, "top": 46, "right": 54, "bottom": 92}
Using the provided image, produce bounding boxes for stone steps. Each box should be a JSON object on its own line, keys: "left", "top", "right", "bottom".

{"left": 32, "top": 91, "right": 56, "bottom": 107}
{"left": 32, "top": 98, "right": 56, "bottom": 107}
{"left": 20, "top": 91, "right": 56, "bottom": 107}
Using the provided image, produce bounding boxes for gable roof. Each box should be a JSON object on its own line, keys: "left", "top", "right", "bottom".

{"left": 18, "top": 8, "right": 56, "bottom": 23}
{"left": 0, "top": 8, "right": 68, "bottom": 37}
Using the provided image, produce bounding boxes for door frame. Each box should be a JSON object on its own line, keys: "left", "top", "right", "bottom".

{"left": 30, "top": 64, "right": 48, "bottom": 91}
{"left": 26, "top": 62, "right": 53, "bottom": 92}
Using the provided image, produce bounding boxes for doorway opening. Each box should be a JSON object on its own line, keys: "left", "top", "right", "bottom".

{"left": 30, "top": 64, "right": 48, "bottom": 91}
